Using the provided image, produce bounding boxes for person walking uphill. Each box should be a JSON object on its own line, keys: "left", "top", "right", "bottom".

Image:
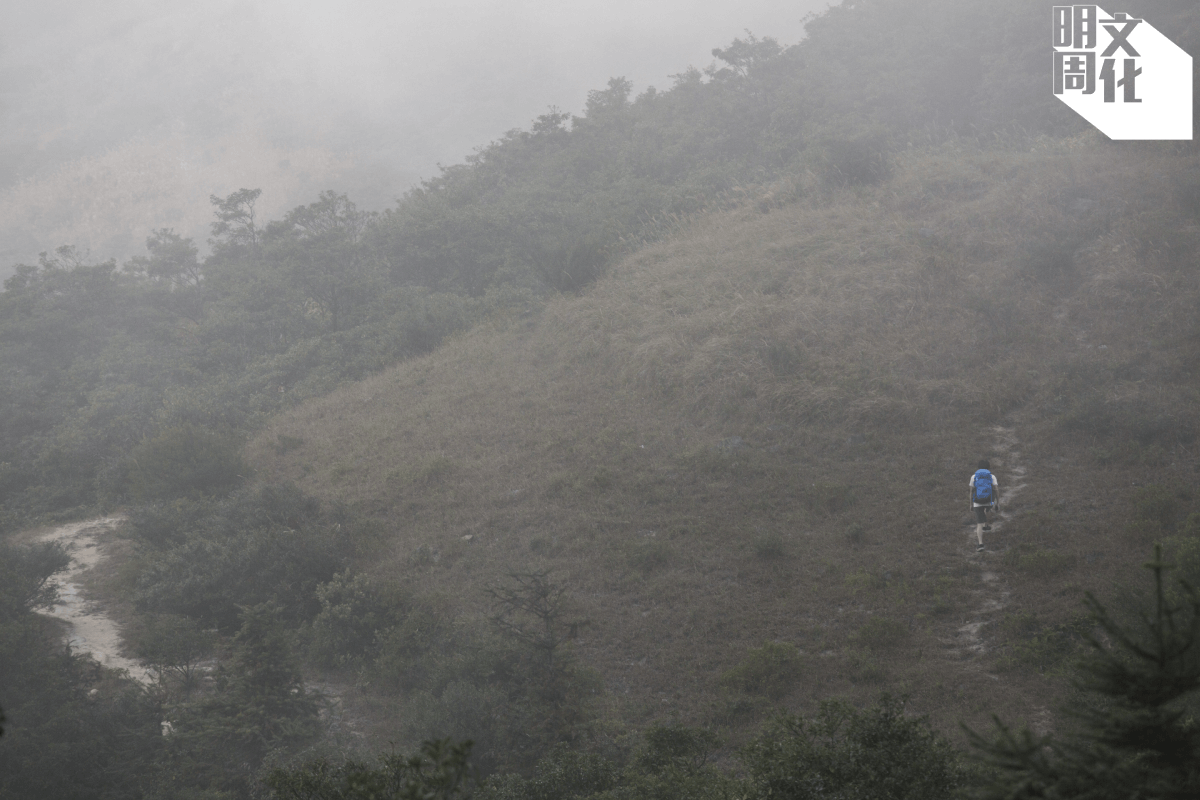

{"left": 970, "top": 460, "right": 999, "bottom": 551}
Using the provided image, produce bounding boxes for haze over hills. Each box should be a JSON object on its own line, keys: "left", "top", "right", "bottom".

{"left": 0, "top": 0, "right": 813, "bottom": 273}
{"left": 1, "top": 0, "right": 1198, "bottom": 797}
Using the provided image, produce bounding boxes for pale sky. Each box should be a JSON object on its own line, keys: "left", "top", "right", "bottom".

{"left": 0, "top": 0, "right": 827, "bottom": 266}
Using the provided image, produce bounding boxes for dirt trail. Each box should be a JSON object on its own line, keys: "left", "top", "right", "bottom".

{"left": 32, "top": 516, "right": 148, "bottom": 682}
{"left": 946, "top": 426, "right": 1027, "bottom": 662}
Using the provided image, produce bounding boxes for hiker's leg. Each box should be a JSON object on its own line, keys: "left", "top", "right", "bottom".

{"left": 974, "top": 506, "right": 987, "bottom": 545}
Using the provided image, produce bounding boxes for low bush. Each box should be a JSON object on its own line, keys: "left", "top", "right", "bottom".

{"left": 0, "top": 540, "right": 71, "bottom": 617}
{"left": 127, "top": 424, "right": 246, "bottom": 500}
{"left": 855, "top": 617, "right": 909, "bottom": 650}
{"left": 720, "top": 641, "right": 803, "bottom": 700}
{"left": 308, "top": 570, "right": 410, "bottom": 668}
{"left": 264, "top": 739, "right": 475, "bottom": 800}
{"left": 994, "top": 611, "right": 1090, "bottom": 675}
{"left": 400, "top": 682, "right": 509, "bottom": 776}
{"left": 1002, "top": 545, "right": 1076, "bottom": 578}
{"left": 741, "top": 695, "right": 966, "bottom": 800}
{"left": 132, "top": 483, "right": 349, "bottom": 630}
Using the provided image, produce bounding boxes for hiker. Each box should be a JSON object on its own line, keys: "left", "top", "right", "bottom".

{"left": 969, "top": 459, "right": 999, "bottom": 551}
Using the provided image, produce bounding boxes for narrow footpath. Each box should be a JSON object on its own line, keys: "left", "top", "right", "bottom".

{"left": 33, "top": 516, "right": 147, "bottom": 681}
{"left": 946, "top": 426, "right": 1028, "bottom": 663}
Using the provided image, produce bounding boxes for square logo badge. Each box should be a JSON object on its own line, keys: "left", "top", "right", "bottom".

{"left": 1052, "top": 5, "right": 1193, "bottom": 139}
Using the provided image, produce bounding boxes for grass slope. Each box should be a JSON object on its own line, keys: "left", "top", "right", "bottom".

{"left": 247, "top": 134, "right": 1200, "bottom": 746}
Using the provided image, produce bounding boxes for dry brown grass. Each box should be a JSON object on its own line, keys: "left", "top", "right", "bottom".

{"left": 245, "top": 136, "right": 1200, "bottom": 748}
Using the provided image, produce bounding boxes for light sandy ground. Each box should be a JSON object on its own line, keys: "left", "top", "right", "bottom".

{"left": 32, "top": 516, "right": 149, "bottom": 682}
{"left": 942, "top": 426, "right": 1055, "bottom": 733}
{"left": 948, "top": 427, "right": 1025, "bottom": 659}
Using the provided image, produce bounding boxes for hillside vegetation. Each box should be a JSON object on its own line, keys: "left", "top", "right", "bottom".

{"left": 3, "top": 0, "right": 1200, "bottom": 797}
{"left": 248, "top": 136, "right": 1200, "bottom": 748}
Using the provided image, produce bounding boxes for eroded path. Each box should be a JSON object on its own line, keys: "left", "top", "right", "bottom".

{"left": 32, "top": 516, "right": 147, "bottom": 681}
{"left": 945, "top": 426, "right": 1028, "bottom": 663}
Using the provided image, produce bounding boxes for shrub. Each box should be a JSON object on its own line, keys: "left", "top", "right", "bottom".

{"left": 1002, "top": 545, "right": 1076, "bottom": 577}
{"left": 742, "top": 695, "right": 965, "bottom": 800}
{"left": 994, "top": 611, "right": 1090, "bottom": 675}
{"left": 264, "top": 739, "right": 475, "bottom": 800}
{"left": 855, "top": 617, "right": 909, "bottom": 650}
{"left": 132, "top": 484, "right": 348, "bottom": 630}
{"left": 127, "top": 424, "right": 246, "bottom": 499}
{"left": 400, "top": 682, "right": 509, "bottom": 776}
{"left": 308, "top": 570, "right": 409, "bottom": 667}
{"left": 720, "top": 641, "right": 803, "bottom": 700}
{"left": 817, "top": 130, "right": 892, "bottom": 187}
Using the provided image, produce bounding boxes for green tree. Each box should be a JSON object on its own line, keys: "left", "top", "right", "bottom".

{"left": 132, "top": 613, "right": 217, "bottom": 698}
{"left": 268, "top": 191, "right": 380, "bottom": 332}
{"left": 209, "top": 187, "right": 263, "bottom": 254}
{"left": 126, "top": 228, "right": 203, "bottom": 288}
{"left": 0, "top": 540, "right": 71, "bottom": 617}
{"left": 970, "top": 546, "right": 1200, "bottom": 799}
{"left": 163, "top": 603, "right": 321, "bottom": 796}
{"left": 486, "top": 571, "right": 597, "bottom": 768}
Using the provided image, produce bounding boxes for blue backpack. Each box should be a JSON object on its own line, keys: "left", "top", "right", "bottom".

{"left": 973, "top": 469, "right": 994, "bottom": 504}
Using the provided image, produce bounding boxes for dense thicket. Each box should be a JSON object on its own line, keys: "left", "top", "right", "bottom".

{"left": 0, "top": 539, "right": 164, "bottom": 799}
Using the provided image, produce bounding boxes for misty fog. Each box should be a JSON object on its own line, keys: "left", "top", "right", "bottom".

{"left": 0, "top": 0, "right": 816, "bottom": 273}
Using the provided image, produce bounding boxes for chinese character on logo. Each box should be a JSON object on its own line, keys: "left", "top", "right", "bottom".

{"left": 1049, "top": 5, "right": 1191, "bottom": 139}
{"left": 1053, "top": 6, "right": 1141, "bottom": 102}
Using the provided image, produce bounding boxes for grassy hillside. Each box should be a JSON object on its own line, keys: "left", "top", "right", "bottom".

{"left": 246, "top": 134, "right": 1200, "bottom": 748}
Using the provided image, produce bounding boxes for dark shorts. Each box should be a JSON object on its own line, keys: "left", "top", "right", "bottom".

{"left": 974, "top": 506, "right": 991, "bottom": 524}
